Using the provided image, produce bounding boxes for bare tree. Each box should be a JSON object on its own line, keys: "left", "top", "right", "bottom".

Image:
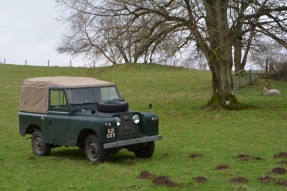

{"left": 251, "top": 41, "right": 287, "bottom": 77}
{"left": 231, "top": 1, "right": 287, "bottom": 72}
{"left": 56, "top": 0, "right": 189, "bottom": 65}
{"left": 57, "top": 0, "right": 287, "bottom": 109}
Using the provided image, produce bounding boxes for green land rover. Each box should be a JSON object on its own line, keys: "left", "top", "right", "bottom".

{"left": 19, "top": 76, "right": 162, "bottom": 162}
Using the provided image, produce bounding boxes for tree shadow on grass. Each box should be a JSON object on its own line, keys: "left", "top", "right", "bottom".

{"left": 49, "top": 147, "right": 84, "bottom": 161}
{"left": 49, "top": 147, "right": 143, "bottom": 165}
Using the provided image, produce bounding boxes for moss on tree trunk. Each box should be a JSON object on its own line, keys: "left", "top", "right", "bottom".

{"left": 203, "top": 58, "right": 251, "bottom": 110}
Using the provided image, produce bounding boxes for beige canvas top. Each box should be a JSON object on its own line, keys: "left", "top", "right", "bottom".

{"left": 20, "top": 76, "right": 115, "bottom": 113}
{"left": 21, "top": 76, "right": 114, "bottom": 88}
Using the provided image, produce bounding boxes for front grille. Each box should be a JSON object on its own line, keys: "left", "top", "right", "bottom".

{"left": 119, "top": 113, "right": 138, "bottom": 133}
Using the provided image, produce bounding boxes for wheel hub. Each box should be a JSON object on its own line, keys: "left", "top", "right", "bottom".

{"left": 89, "top": 143, "right": 98, "bottom": 158}
{"left": 35, "top": 137, "right": 43, "bottom": 151}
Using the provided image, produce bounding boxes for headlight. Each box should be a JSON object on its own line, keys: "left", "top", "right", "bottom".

{"left": 132, "top": 115, "right": 140, "bottom": 124}
{"left": 115, "top": 117, "right": 121, "bottom": 126}
{"left": 106, "top": 127, "right": 116, "bottom": 138}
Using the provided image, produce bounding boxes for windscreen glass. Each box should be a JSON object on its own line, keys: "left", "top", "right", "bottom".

{"left": 67, "top": 86, "right": 120, "bottom": 104}
{"left": 92, "top": 87, "right": 120, "bottom": 101}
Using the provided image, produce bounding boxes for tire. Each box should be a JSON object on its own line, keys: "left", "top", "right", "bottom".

{"left": 97, "top": 101, "right": 128, "bottom": 113}
{"left": 31, "top": 130, "right": 51, "bottom": 156}
{"left": 134, "top": 142, "right": 155, "bottom": 158}
{"left": 84, "top": 134, "right": 106, "bottom": 162}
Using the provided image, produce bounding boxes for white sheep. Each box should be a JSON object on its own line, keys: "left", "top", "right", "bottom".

{"left": 263, "top": 87, "right": 281, "bottom": 96}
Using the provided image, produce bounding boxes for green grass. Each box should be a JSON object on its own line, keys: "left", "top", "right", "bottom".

{"left": 0, "top": 63, "right": 287, "bottom": 191}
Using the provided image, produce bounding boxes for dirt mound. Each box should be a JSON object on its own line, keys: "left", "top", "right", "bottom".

{"left": 215, "top": 164, "right": 229, "bottom": 170}
{"left": 257, "top": 176, "right": 275, "bottom": 183}
{"left": 189, "top": 153, "right": 203, "bottom": 159}
{"left": 126, "top": 161, "right": 135, "bottom": 166}
{"left": 138, "top": 171, "right": 154, "bottom": 179}
{"left": 272, "top": 167, "right": 287, "bottom": 174}
{"left": 274, "top": 152, "right": 287, "bottom": 158}
{"left": 235, "top": 154, "right": 262, "bottom": 161}
{"left": 231, "top": 177, "right": 248, "bottom": 184}
{"left": 138, "top": 171, "right": 180, "bottom": 188}
{"left": 193, "top": 176, "right": 208, "bottom": 183}
{"left": 276, "top": 180, "right": 287, "bottom": 186}
{"left": 152, "top": 176, "right": 179, "bottom": 187}
{"left": 27, "top": 156, "right": 35, "bottom": 160}
{"left": 279, "top": 160, "right": 287, "bottom": 165}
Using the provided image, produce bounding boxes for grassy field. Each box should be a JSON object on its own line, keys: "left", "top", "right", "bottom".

{"left": 0, "top": 64, "right": 286, "bottom": 191}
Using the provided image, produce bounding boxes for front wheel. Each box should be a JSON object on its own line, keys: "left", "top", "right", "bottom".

{"left": 134, "top": 142, "right": 155, "bottom": 158}
{"left": 84, "top": 134, "right": 106, "bottom": 162}
{"left": 31, "top": 130, "right": 51, "bottom": 156}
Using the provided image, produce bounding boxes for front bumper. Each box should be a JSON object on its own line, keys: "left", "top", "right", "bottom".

{"left": 103, "top": 135, "right": 163, "bottom": 149}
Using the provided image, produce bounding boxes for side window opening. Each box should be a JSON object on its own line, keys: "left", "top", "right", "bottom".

{"left": 49, "top": 89, "right": 68, "bottom": 109}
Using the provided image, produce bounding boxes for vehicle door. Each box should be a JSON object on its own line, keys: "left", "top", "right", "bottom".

{"left": 47, "top": 88, "right": 70, "bottom": 145}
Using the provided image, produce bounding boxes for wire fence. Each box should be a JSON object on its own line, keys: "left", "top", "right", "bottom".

{"left": 0, "top": 58, "right": 95, "bottom": 68}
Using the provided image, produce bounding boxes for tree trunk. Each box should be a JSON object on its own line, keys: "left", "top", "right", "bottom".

{"left": 202, "top": 0, "right": 245, "bottom": 110}
{"left": 204, "top": 57, "right": 241, "bottom": 110}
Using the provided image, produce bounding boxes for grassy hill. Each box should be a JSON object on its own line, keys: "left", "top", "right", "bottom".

{"left": 0, "top": 64, "right": 286, "bottom": 191}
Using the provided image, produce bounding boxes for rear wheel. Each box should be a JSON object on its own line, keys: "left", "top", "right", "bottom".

{"left": 84, "top": 134, "right": 106, "bottom": 162}
{"left": 31, "top": 130, "right": 51, "bottom": 156}
{"left": 134, "top": 142, "right": 155, "bottom": 158}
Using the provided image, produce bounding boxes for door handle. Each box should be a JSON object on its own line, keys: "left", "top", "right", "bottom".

{"left": 41, "top": 114, "right": 47, "bottom": 120}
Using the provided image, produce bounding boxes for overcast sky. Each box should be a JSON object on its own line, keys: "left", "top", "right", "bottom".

{"left": 0, "top": 1, "right": 86, "bottom": 67}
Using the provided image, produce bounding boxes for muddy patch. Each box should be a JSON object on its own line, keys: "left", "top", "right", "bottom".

{"left": 274, "top": 152, "right": 287, "bottom": 158}
{"left": 271, "top": 167, "right": 287, "bottom": 175}
{"left": 215, "top": 164, "right": 229, "bottom": 170}
{"left": 276, "top": 180, "right": 287, "bottom": 187}
{"left": 279, "top": 160, "right": 287, "bottom": 165}
{"left": 235, "top": 154, "right": 262, "bottom": 161}
{"left": 138, "top": 171, "right": 180, "bottom": 188}
{"left": 189, "top": 153, "right": 203, "bottom": 159}
{"left": 126, "top": 161, "right": 135, "bottom": 166}
{"left": 193, "top": 176, "right": 208, "bottom": 183}
{"left": 138, "top": 171, "right": 154, "bottom": 180}
{"left": 27, "top": 156, "right": 36, "bottom": 160}
{"left": 152, "top": 176, "right": 179, "bottom": 187}
{"left": 230, "top": 177, "right": 248, "bottom": 184}
{"left": 92, "top": 161, "right": 102, "bottom": 165}
{"left": 257, "top": 176, "right": 276, "bottom": 183}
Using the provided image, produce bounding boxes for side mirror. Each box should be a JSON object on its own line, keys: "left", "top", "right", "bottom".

{"left": 148, "top": 104, "right": 152, "bottom": 113}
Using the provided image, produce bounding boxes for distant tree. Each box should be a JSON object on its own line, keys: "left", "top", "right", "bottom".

{"left": 251, "top": 41, "right": 287, "bottom": 77}
{"left": 56, "top": 0, "right": 189, "bottom": 65}
{"left": 57, "top": 0, "right": 287, "bottom": 109}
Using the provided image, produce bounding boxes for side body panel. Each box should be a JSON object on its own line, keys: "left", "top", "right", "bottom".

{"left": 68, "top": 115, "right": 117, "bottom": 145}
{"left": 139, "top": 112, "right": 159, "bottom": 136}
{"left": 46, "top": 111, "right": 70, "bottom": 145}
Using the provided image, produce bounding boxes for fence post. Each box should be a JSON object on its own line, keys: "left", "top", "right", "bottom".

{"left": 265, "top": 59, "right": 269, "bottom": 77}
